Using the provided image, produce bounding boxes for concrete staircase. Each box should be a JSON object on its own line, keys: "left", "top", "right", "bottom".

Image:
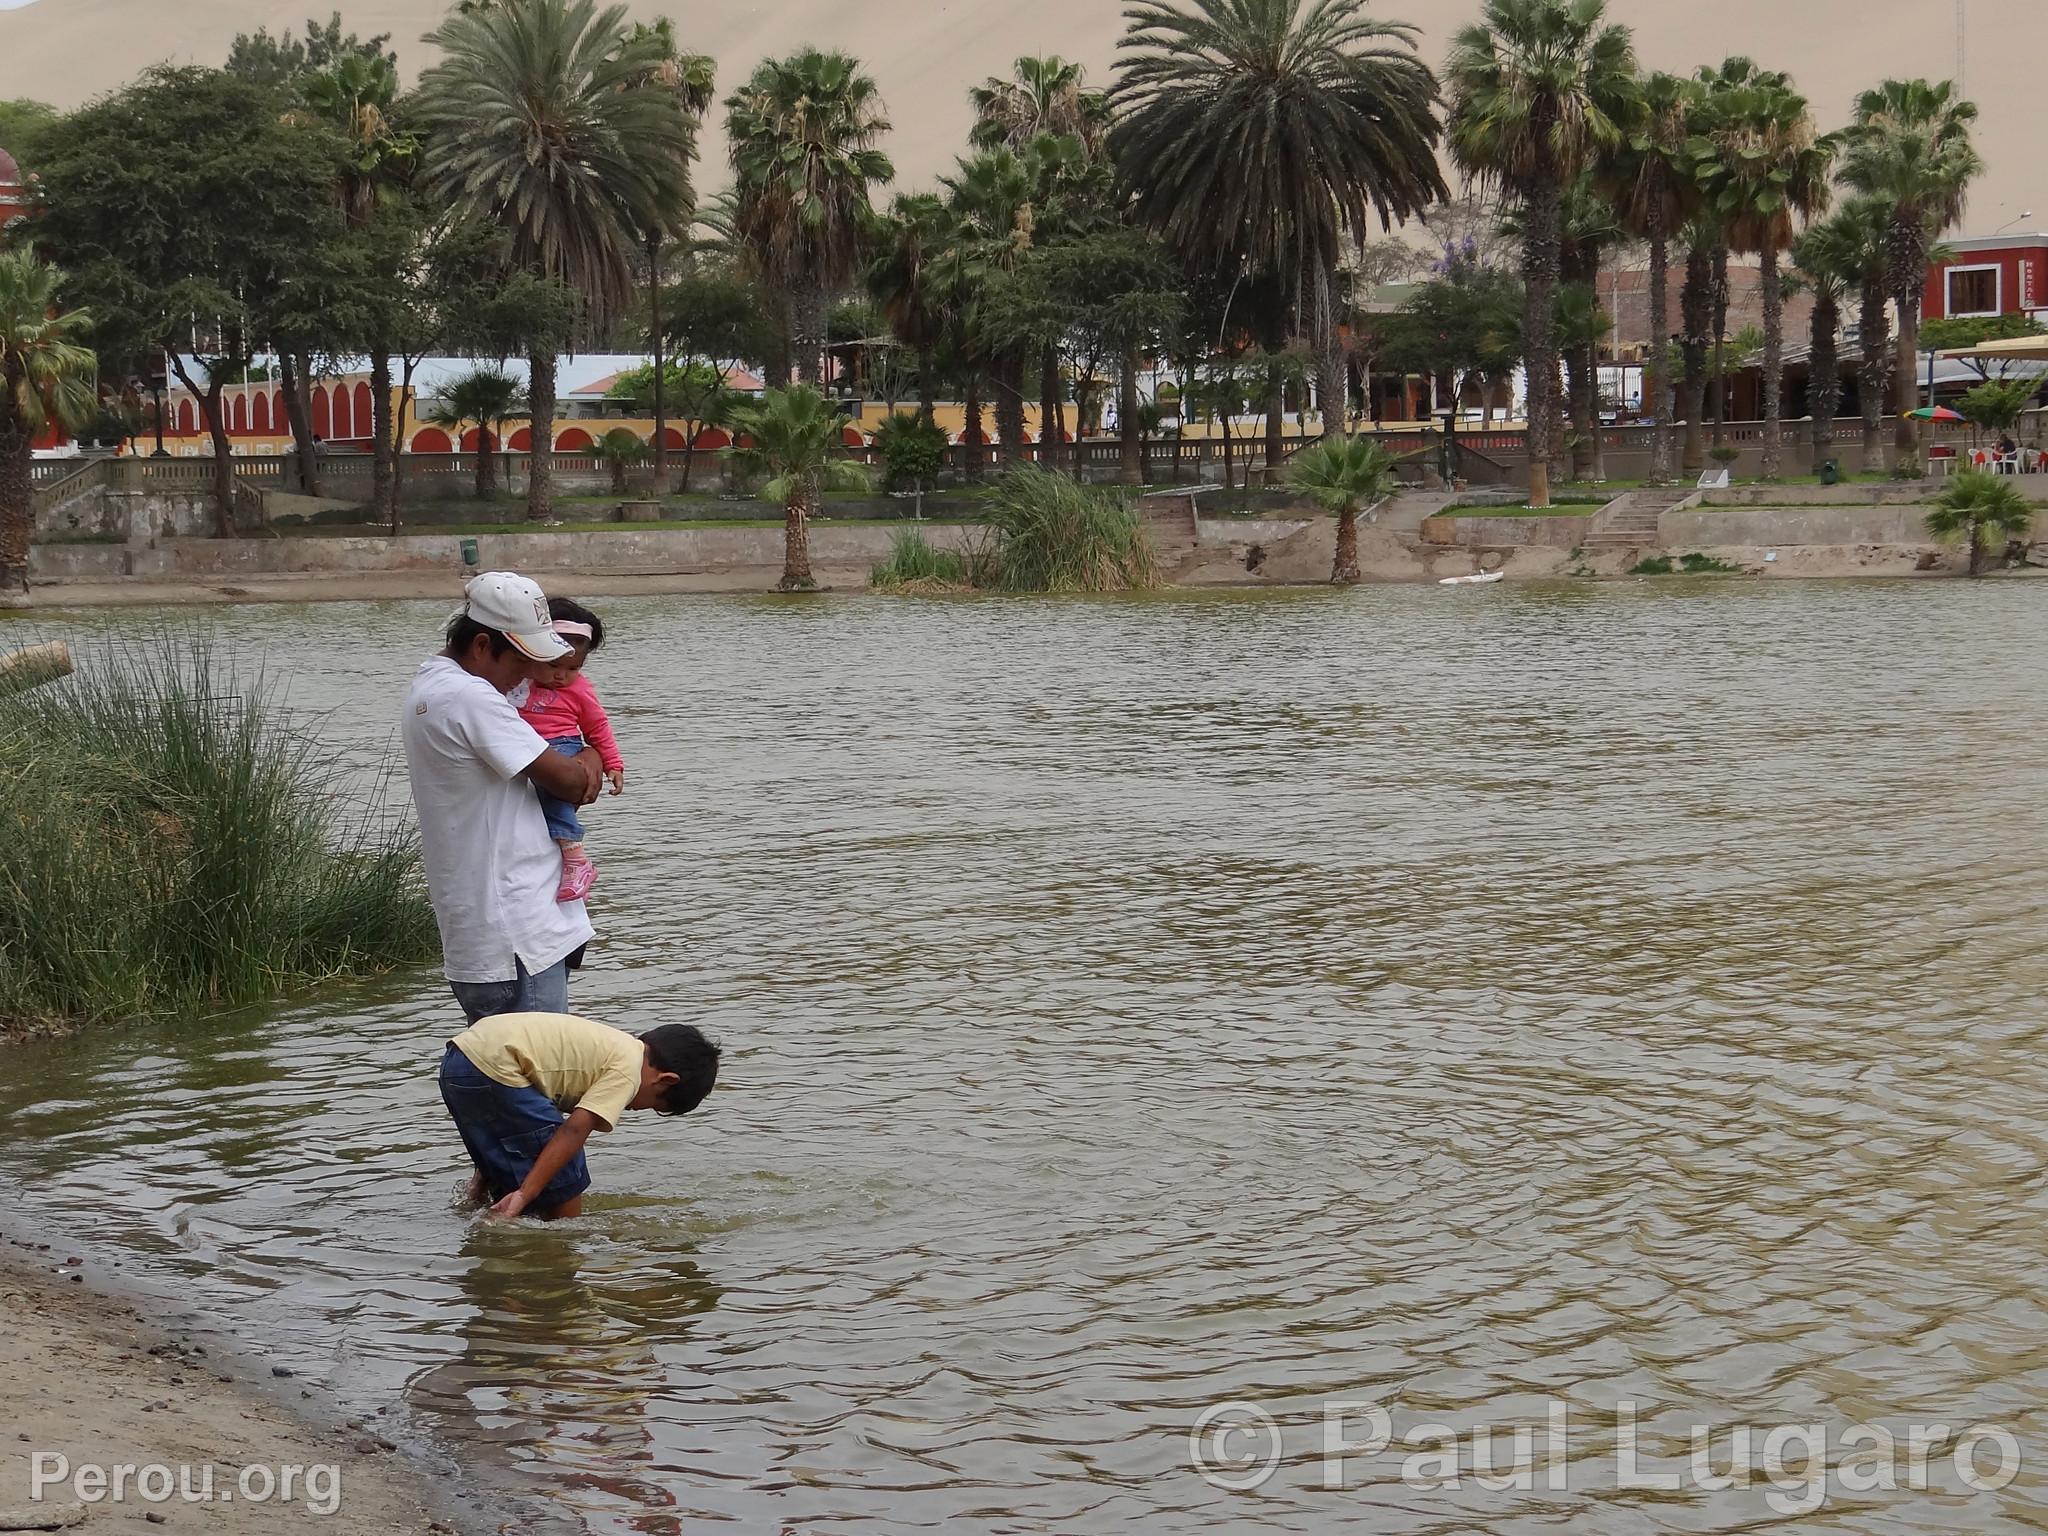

{"left": 1583, "top": 486, "right": 1700, "bottom": 550}
{"left": 1136, "top": 490, "right": 1204, "bottom": 560}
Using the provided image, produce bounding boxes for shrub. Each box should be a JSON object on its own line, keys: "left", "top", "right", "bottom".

{"left": 1926, "top": 470, "right": 2037, "bottom": 576}
{"left": 871, "top": 411, "right": 949, "bottom": 491}
{"left": 980, "top": 464, "right": 1157, "bottom": 592}
{"left": 0, "top": 630, "right": 437, "bottom": 1037}
{"left": 870, "top": 528, "right": 977, "bottom": 591}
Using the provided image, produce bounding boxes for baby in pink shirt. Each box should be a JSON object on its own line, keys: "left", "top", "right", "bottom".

{"left": 514, "top": 597, "right": 624, "bottom": 902}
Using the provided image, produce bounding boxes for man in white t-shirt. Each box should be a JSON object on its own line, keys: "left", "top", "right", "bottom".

{"left": 402, "top": 572, "right": 604, "bottom": 1022}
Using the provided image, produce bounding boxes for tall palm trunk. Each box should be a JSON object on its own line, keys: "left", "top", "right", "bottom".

{"left": 792, "top": 279, "right": 827, "bottom": 388}
{"left": 1646, "top": 198, "right": 1673, "bottom": 484}
{"left": 1332, "top": 505, "right": 1361, "bottom": 584}
{"left": 1680, "top": 246, "right": 1712, "bottom": 475}
{"left": 1858, "top": 276, "right": 1892, "bottom": 474}
{"left": 963, "top": 371, "right": 985, "bottom": 483}
{"left": 475, "top": 427, "right": 497, "bottom": 498}
{"left": 916, "top": 347, "right": 936, "bottom": 426}
{"left": 1808, "top": 292, "right": 1841, "bottom": 457}
{"left": 1313, "top": 258, "right": 1347, "bottom": 439}
{"left": 1039, "top": 345, "right": 1064, "bottom": 470}
{"left": 526, "top": 350, "right": 557, "bottom": 521}
{"left": 780, "top": 482, "right": 815, "bottom": 591}
{"left": 1889, "top": 218, "right": 1925, "bottom": 471}
{"left": 1759, "top": 244, "right": 1785, "bottom": 479}
{"left": 1710, "top": 244, "right": 1730, "bottom": 446}
{"left": 1118, "top": 345, "right": 1142, "bottom": 486}
{"left": 278, "top": 353, "right": 320, "bottom": 497}
{"left": 649, "top": 234, "right": 669, "bottom": 497}
{"left": 1263, "top": 359, "right": 1284, "bottom": 483}
{"left": 1563, "top": 343, "right": 1590, "bottom": 482}
{"left": 0, "top": 406, "right": 30, "bottom": 592}
{"left": 370, "top": 344, "right": 394, "bottom": 525}
{"left": 1520, "top": 148, "right": 1562, "bottom": 508}
{"left": 995, "top": 352, "right": 1026, "bottom": 464}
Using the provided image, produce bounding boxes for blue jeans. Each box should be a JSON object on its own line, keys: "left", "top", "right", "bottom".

{"left": 449, "top": 954, "right": 569, "bottom": 1025}
{"left": 439, "top": 1044, "right": 591, "bottom": 1213}
{"left": 536, "top": 736, "right": 587, "bottom": 842}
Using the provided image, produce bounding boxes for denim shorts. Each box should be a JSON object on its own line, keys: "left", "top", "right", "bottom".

{"left": 438, "top": 1044, "right": 591, "bottom": 1213}
{"left": 535, "top": 736, "right": 587, "bottom": 842}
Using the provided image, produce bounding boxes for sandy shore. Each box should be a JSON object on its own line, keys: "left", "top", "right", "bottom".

{"left": 0, "top": 1242, "right": 484, "bottom": 1535}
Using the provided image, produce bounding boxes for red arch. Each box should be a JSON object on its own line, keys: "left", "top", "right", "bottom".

{"left": 553, "top": 427, "right": 594, "bottom": 451}
{"left": 508, "top": 426, "right": 533, "bottom": 451}
{"left": 352, "top": 382, "right": 373, "bottom": 438}
{"left": 660, "top": 427, "right": 688, "bottom": 449}
{"left": 411, "top": 426, "right": 453, "bottom": 453}
{"left": 230, "top": 394, "right": 247, "bottom": 433}
{"left": 331, "top": 383, "right": 353, "bottom": 439}
{"left": 311, "top": 386, "right": 331, "bottom": 439}
{"left": 459, "top": 427, "right": 498, "bottom": 452}
{"left": 271, "top": 389, "right": 286, "bottom": 431}
{"left": 841, "top": 423, "right": 865, "bottom": 446}
{"left": 253, "top": 392, "right": 270, "bottom": 434}
{"left": 177, "top": 400, "right": 195, "bottom": 434}
{"left": 692, "top": 426, "right": 731, "bottom": 450}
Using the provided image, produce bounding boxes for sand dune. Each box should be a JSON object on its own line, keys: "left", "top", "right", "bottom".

{"left": 0, "top": 0, "right": 2036, "bottom": 234}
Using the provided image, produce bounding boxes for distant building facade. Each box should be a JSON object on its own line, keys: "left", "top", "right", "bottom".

{"left": 1923, "top": 232, "right": 2048, "bottom": 324}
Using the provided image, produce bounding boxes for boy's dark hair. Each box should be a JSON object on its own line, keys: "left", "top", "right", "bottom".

{"left": 548, "top": 597, "right": 605, "bottom": 652}
{"left": 446, "top": 614, "right": 515, "bottom": 657}
{"left": 641, "top": 1024, "right": 720, "bottom": 1116}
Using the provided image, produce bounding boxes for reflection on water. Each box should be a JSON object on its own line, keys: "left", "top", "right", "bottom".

{"left": 6, "top": 583, "right": 2048, "bottom": 1532}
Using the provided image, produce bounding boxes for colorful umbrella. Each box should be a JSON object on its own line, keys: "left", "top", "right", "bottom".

{"left": 1905, "top": 406, "right": 1965, "bottom": 421}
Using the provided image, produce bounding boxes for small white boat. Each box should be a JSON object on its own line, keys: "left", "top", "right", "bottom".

{"left": 1438, "top": 570, "right": 1505, "bottom": 586}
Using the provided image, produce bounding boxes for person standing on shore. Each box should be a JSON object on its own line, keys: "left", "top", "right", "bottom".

{"left": 402, "top": 572, "right": 604, "bottom": 1022}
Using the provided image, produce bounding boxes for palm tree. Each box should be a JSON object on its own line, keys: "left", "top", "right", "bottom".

{"left": 726, "top": 49, "right": 894, "bottom": 390}
{"left": 946, "top": 147, "right": 1039, "bottom": 464}
{"left": 595, "top": 427, "right": 648, "bottom": 495}
{"left": 1837, "top": 79, "right": 1984, "bottom": 473}
{"left": 1446, "top": 0, "right": 1637, "bottom": 509}
{"left": 0, "top": 249, "right": 96, "bottom": 593}
{"left": 426, "top": 368, "right": 525, "bottom": 498}
{"left": 1690, "top": 58, "right": 1780, "bottom": 453}
{"left": 730, "top": 385, "right": 871, "bottom": 591}
{"left": 303, "top": 51, "right": 417, "bottom": 522}
{"left": 971, "top": 56, "right": 1109, "bottom": 155}
{"left": 623, "top": 21, "right": 715, "bottom": 498}
{"left": 1676, "top": 220, "right": 1716, "bottom": 475}
{"left": 868, "top": 193, "right": 959, "bottom": 426}
{"left": 416, "top": 0, "right": 697, "bottom": 521}
{"left": 1506, "top": 172, "right": 1622, "bottom": 480}
{"left": 1609, "top": 70, "right": 1699, "bottom": 483}
{"left": 1113, "top": 0, "right": 1446, "bottom": 446}
{"left": 1926, "top": 470, "right": 2034, "bottom": 576}
{"left": 1790, "top": 208, "right": 1867, "bottom": 459}
{"left": 1689, "top": 70, "right": 1832, "bottom": 478}
{"left": 1288, "top": 433, "right": 1398, "bottom": 584}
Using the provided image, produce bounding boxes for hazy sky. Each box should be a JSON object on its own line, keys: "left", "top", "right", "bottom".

{"left": 0, "top": 0, "right": 2038, "bottom": 232}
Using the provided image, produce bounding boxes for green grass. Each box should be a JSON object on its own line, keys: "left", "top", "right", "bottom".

{"left": 1629, "top": 552, "right": 1742, "bottom": 576}
{"left": 0, "top": 629, "right": 437, "bottom": 1038}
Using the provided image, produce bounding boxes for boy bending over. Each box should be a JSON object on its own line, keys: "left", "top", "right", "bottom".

{"left": 440, "top": 1012, "right": 720, "bottom": 1220}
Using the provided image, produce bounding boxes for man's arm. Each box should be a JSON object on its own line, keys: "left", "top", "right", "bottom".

{"left": 490, "top": 1107, "right": 604, "bottom": 1219}
{"left": 525, "top": 742, "right": 602, "bottom": 805}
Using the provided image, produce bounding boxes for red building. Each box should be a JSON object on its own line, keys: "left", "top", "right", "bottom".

{"left": 1923, "top": 232, "right": 2048, "bottom": 324}
{"left": 0, "top": 146, "right": 31, "bottom": 238}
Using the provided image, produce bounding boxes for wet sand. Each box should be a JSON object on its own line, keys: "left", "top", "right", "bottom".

{"left": 0, "top": 1244, "right": 473, "bottom": 1535}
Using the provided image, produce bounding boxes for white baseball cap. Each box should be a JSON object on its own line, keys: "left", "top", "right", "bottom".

{"left": 452, "top": 571, "right": 573, "bottom": 661}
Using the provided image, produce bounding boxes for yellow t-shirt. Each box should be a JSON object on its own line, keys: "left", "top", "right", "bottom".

{"left": 450, "top": 1012, "right": 643, "bottom": 1130}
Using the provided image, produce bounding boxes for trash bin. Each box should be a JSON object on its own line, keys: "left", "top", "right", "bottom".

{"left": 460, "top": 537, "right": 480, "bottom": 568}
{"left": 1819, "top": 459, "right": 1842, "bottom": 486}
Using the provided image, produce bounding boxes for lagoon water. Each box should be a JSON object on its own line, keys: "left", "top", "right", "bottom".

{"left": 6, "top": 582, "right": 2048, "bottom": 1533}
